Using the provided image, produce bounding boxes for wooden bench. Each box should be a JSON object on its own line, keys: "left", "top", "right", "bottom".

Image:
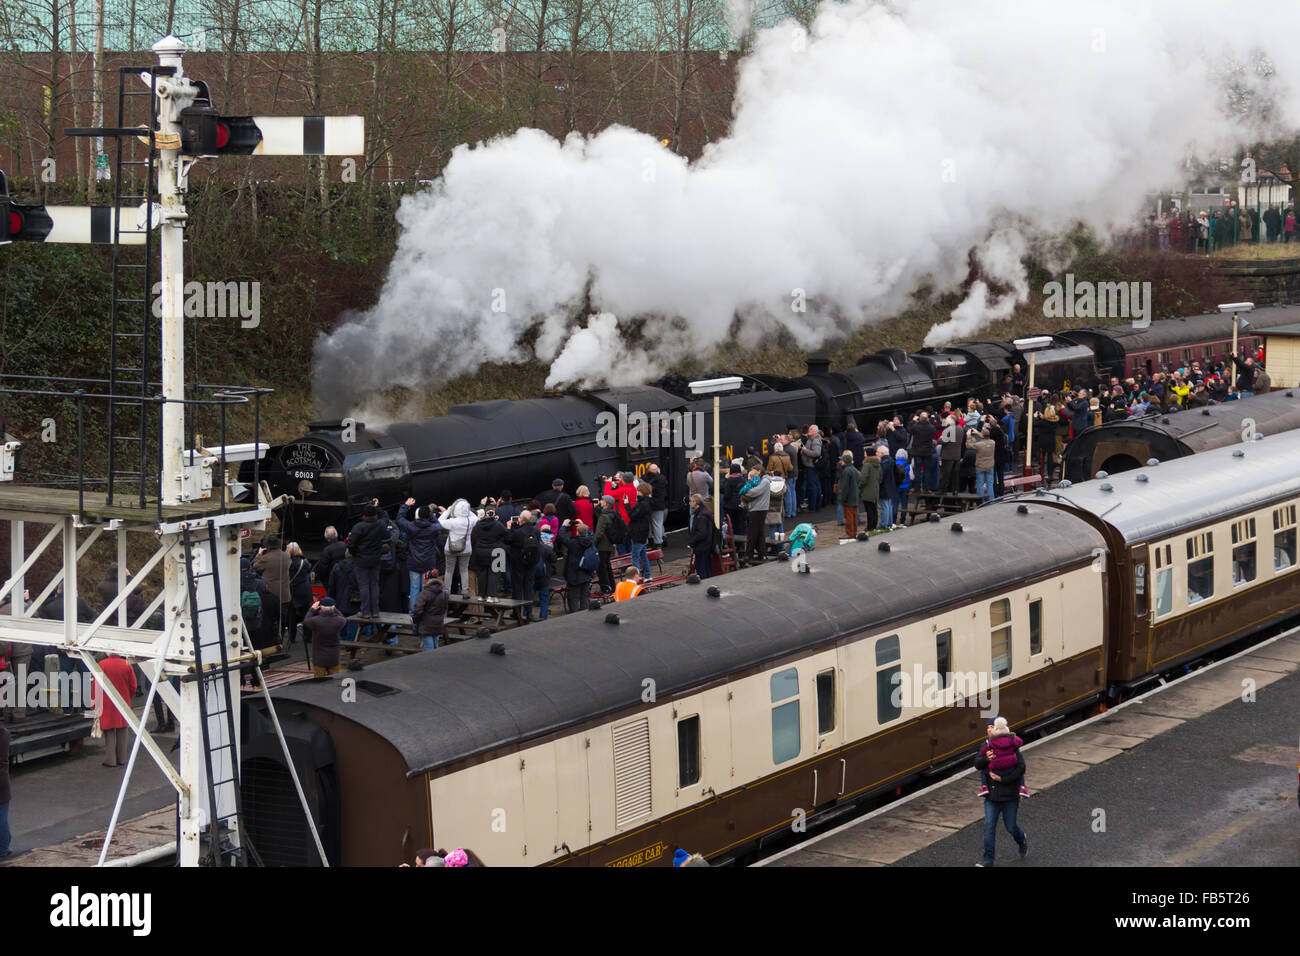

{"left": 900, "top": 491, "right": 985, "bottom": 525}
{"left": 1002, "top": 473, "right": 1044, "bottom": 493}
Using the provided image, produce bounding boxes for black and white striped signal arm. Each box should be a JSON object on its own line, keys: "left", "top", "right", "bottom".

{"left": 178, "top": 111, "right": 364, "bottom": 157}
{"left": 1, "top": 200, "right": 157, "bottom": 244}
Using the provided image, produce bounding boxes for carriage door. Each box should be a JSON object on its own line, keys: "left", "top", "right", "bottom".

{"left": 809, "top": 651, "right": 843, "bottom": 809}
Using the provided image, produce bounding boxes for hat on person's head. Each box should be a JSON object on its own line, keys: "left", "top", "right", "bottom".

{"left": 240, "top": 556, "right": 252, "bottom": 570}
{"left": 992, "top": 716, "right": 1010, "bottom": 734}
{"left": 425, "top": 569, "right": 441, "bottom": 582}
{"left": 602, "top": 495, "right": 616, "bottom": 507}
{"left": 362, "top": 503, "right": 379, "bottom": 517}
{"left": 841, "top": 451, "right": 853, "bottom": 461}
{"left": 443, "top": 848, "right": 469, "bottom": 868}
{"left": 672, "top": 848, "right": 691, "bottom": 867}
{"left": 729, "top": 463, "right": 741, "bottom": 474}
{"left": 320, "top": 597, "right": 336, "bottom": 607}
{"left": 895, "top": 448, "right": 908, "bottom": 460}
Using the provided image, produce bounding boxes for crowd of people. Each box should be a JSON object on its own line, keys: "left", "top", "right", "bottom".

{"left": 1126, "top": 204, "right": 1298, "bottom": 253}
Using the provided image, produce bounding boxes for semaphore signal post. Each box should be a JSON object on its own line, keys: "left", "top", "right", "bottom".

{"left": 0, "top": 36, "right": 363, "bottom": 866}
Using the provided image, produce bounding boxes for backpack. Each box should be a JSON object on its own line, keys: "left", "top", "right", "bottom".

{"left": 520, "top": 529, "right": 541, "bottom": 568}
{"left": 607, "top": 510, "right": 629, "bottom": 544}
{"left": 240, "top": 589, "right": 262, "bottom": 627}
{"left": 788, "top": 523, "right": 817, "bottom": 552}
{"left": 579, "top": 544, "right": 601, "bottom": 572}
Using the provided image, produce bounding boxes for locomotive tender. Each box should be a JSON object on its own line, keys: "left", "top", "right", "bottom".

{"left": 241, "top": 428, "right": 1300, "bottom": 866}
{"left": 257, "top": 306, "right": 1300, "bottom": 552}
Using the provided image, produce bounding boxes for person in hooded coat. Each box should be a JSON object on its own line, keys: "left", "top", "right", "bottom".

{"left": 302, "top": 597, "right": 346, "bottom": 676}
{"left": 437, "top": 499, "right": 477, "bottom": 595}
{"left": 397, "top": 499, "right": 443, "bottom": 611}
{"left": 410, "top": 571, "right": 449, "bottom": 650}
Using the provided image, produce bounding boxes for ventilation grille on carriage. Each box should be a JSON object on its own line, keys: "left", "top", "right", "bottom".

{"left": 613, "top": 718, "right": 652, "bottom": 829}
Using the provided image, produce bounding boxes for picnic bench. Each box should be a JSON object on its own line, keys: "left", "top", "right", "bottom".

{"left": 445, "top": 594, "right": 532, "bottom": 633}
{"left": 900, "top": 490, "right": 985, "bottom": 525}
{"left": 341, "top": 611, "right": 424, "bottom": 659}
{"left": 1002, "top": 473, "right": 1044, "bottom": 493}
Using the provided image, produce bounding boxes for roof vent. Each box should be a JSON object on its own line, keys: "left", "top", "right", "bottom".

{"left": 1288, "top": 391, "right": 1295, "bottom": 398}
{"left": 856, "top": 531, "right": 870, "bottom": 541}
{"left": 951, "top": 522, "right": 964, "bottom": 533}
{"left": 1253, "top": 433, "right": 1264, "bottom": 441}
{"left": 1161, "top": 417, "right": 1170, "bottom": 424}
{"left": 1136, "top": 474, "right": 1148, "bottom": 483}
{"left": 475, "top": 626, "right": 491, "bottom": 640}
{"left": 707, "top": 586, "right": 721, "bottom": 598}
{"left": 1058, "top": 479, "right": 1072, "bottom": 488}
{"left": 1016, "top": 504, "right": 1029, "bottom": 514}
{"left": 1146, "top": 458, "right": 1160, "bottom": 466}
{"left": 1095, "top": 470, "right": 1109, "bottom": 480}
{"left": 686, "top": 574, "right": 701, "bottom": 585}
{"left": 1202, "top": 408, "right": 1211, "bottom": 416}
{"left": 605, "top": 613, "right": 620, "bottom": 626}
{"left": 878, "top": 541, "right": 891, "bottom": 552}
{"left": 777, "top": 551, "right": 789, "bottom": 561}
{"left": 1233, "top": 449, "right": 1245, "bottom": 458}
{"left": 490, "top": 642, "right": 506, "bottom": 655}
{"left": 928, "top": 513, "right": 941, "bottom": 523}
{"left": 1100, "top": 482, "right": 1114, "bottom": 492}
{"left": 588, "top": 602, "right": 603, "bottom": 611}
{"left": 356, "top": 679, "right": 398, "bottom": 697}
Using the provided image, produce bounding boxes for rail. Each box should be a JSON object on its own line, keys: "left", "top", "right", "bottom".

{"left": 0, "top": 373, "right": 273, "bottom": 522}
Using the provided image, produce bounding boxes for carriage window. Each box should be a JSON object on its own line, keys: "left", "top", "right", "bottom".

{"left": 935, "top": 629, "right": 952, "bottom": 690}
{"left": 1233, "top": 543, "right": 1256, "bottom": 586}
{"left": 1155, "top": 569, "right": 1173, "bottom": 617}
{"left": 1232, "top": 518, "right": 1257, "bottom": 587}
{"left": 816, "top": 669, "right": 836, "bottom": 736}
{"left": 770, "top": 668, "right": 801, "bottom": 765}
{"left": 1276, "top": 529, "right": 1297, "bottom": 572}
{"left": 1275, "top": 505, "right": 1298, "bottom": 572}
{"left": 1187, "top": 558, "right": 1214, "bottom": 604}
{"left": 990, "top": 599, "right": 1012, "bottom": 679}
{"left": 876, "top": 635, "right": 902, "bottom": 725}
{"left": 677, "top": 715, "right": 701, "bottom": 787}
{"left": 1028, "top": 599, "right": 1043, "bottom": 656}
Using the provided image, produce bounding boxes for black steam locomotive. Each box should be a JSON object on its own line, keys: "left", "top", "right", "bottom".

{"left": 251, "top": 306, "right": 1300, "bottom": 552}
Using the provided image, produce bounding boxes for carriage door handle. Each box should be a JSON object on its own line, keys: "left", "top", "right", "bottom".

{"left": 812, "top": 769, "right": 819, "bottom": 806}
{"left": 839, "top": 759, "right": 847, "bottom": 797}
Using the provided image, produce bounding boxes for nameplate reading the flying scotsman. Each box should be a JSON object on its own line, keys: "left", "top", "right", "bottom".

{"left": 279, "top": 442, "right": 328, "bottom": 481}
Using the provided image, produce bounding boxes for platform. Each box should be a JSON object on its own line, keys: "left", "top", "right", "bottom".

{"left": 760, "top": 631, "right": 1300, "bottom": 867}
{"left": 0, "top": 484, "right": 255, "bottom": 526}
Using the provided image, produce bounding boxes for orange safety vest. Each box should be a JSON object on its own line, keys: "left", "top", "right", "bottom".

{"left": 614, "top": 581, "right": 644, "bottom": 601}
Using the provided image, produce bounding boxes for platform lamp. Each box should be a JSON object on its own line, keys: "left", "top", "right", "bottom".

{"left": 689, "top": 376, "right": 744, "bottom": 529}
{"left": 1013, "top": 336, "right": 1054, "bottom": 476}
{"left": 1218, "top": 302, "right": 1254, "bottom": 391}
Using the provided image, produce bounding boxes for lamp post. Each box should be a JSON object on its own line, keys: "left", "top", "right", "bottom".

{"left": 1013, "top": 336, "right": 1054, "bottom": 477}
{"left": 689, "top": 376, "right": 744, "bottom": 530}
{"left": 1218, "top": 302, "right": 1254, "bottom": 391}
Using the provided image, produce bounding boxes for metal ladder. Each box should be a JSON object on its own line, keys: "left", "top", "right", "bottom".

{"left": 181, "top": 522, "right": 260, "bottom": 866}
{"left": 105, "top": 65, "right": 168, "bottom": 508}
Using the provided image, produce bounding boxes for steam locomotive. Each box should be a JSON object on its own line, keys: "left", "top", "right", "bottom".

{"left": 252, "top": 306, "right": 1300, "bottom": 552}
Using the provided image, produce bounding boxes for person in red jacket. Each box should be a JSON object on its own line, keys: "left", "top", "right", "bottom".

{"left": 94, "top": 654, "right": 138, "bottom": 768}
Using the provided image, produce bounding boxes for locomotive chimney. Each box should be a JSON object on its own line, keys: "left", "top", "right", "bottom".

{"left": 806, "top": 357, "right": 831, "bottom": 375}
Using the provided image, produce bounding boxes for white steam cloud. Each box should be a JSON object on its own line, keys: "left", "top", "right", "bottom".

{"left": 313, "top": 0, "right": 1300, "bottom": 415}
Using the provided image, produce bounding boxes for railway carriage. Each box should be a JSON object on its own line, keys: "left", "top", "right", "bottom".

{"left": 244, "top": 503, "right": 1110, "bottom": 866}
{"left": 1036, "top": 430, "right": 1300, "bottom": 688}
